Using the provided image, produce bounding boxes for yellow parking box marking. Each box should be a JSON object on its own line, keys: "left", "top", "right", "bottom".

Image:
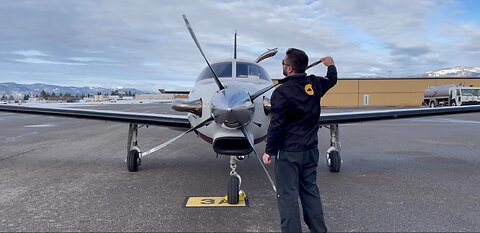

{"left": 184, "top": 197, "right": 248, "bottom": 208}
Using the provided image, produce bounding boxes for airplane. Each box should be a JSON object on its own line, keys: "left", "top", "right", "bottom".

{"left": 1, "top": 15, "right": 480, "bottom": 204}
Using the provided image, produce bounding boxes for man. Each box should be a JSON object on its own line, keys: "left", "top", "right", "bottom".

{"left": 263, "top": 48, "right": 337, "bottom": 232}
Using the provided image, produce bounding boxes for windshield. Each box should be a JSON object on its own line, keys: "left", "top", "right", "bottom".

{"left": 236, "top": 62, "right": 271, "bottom": 81}
{"left": 461, "top": 89, "right": 479, "bottom": 96}
{"left": 197, "top": 62, "right": 232, "bottom": 81}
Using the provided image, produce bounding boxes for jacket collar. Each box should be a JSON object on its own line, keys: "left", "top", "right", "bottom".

{"left": 278, "top": 73, "right": 307, "bottom": 84}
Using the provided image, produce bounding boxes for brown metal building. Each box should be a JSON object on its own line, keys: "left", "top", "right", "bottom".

{"left": 273, "top": 77, "right": 480, "bottom": 107}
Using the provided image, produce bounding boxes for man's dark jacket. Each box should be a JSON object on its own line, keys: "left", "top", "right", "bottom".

{"left": 265, "top": 65, "right": 337, "bottom": 156}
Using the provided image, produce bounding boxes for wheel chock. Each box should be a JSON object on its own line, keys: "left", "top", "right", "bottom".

{"left": 224, "top": 190, "right": 247, "bottom": 202}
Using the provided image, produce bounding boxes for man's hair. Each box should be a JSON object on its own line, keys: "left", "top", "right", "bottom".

{"left": 285, "top": 48, "right": 308, "bottom": 73}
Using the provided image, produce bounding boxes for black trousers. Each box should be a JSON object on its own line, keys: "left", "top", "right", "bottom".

{"left": 275, "top": 148, "right": 327, "bottom": 233}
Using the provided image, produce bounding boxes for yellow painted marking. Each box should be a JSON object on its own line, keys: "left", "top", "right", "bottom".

{"left": 185, "top": 197, "right": 248, "bottom": 208}
{"left": 304, "top": 84, "right": 314, "bottom": 96}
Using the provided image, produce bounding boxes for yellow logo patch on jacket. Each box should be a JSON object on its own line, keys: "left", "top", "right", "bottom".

{"left": 304, "top": 84, "right": 314, "bottom": 96}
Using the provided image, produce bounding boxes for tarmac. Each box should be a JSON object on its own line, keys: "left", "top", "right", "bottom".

{"left": 1, "top": 102, "right": 479, "bottom": 232}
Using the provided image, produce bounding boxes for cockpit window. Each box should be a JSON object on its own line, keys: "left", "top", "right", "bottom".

{"left": 236, "top": 62, "right": 271, "bottom": 81}
{"left": 197, "top": 62, "right": 232, "bottom": 81}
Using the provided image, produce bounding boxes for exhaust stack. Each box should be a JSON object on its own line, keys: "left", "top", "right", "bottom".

{"left": 172, "top": 99, "right": 203, "bottom": 117}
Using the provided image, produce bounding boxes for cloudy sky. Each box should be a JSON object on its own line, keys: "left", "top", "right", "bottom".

{"left": 0, "top": 0, "right": 479, "bottom": 91}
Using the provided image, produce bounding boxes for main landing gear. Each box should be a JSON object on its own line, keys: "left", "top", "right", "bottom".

{"left": 127, "top": 123, "right": 142, "bottom": 172}
{"left": 325, "top": 124, "right": 342, "bottom": 173}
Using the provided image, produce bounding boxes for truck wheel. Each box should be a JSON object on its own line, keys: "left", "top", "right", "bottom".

{"left": 450, "top": 101, "right": 456, "bottom": 106}
{"left": 429, "top": 101, "right": 435, "bottom": 108}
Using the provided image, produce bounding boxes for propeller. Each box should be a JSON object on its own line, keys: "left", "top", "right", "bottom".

{"left": 249, "top": 58, "right": 325, "bottom": 101}
{"left": 239, "top": 127, "right": 276, "bottom": 192}
{"left": 183, "top": 14, "right": 225, "bottom": 91}
{"left": 141, "top": 116, "right": 214, "bottom": 157}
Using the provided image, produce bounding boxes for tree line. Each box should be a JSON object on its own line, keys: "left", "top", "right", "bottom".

{"left": 1, "top": 89, "right": 135, "bottom": 101}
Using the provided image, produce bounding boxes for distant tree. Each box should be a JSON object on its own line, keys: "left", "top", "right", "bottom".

{"left": 111, "top": 90, "right": 119, "bottom": 96}
{"left": 8, "top": 95, "right": 14, "bottom": 101}
{"left": 40, "top": 90, "right": 48, "bottom": 99}
{"left": 23, "top": 94, "right": 30, "bottom": 100}
{"left": 1, "top": 95, "right": 7, "bottom": 101}
{"left": 97, "top": 92, "right": 102, "bottom": 96}
{"left": 51, "top": 92, "right": 56, "bottom": 97}
{"left": 58, "top": 92, "right": 63, "bottom": 97}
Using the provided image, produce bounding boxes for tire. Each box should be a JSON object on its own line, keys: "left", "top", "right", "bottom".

{"left": 450, "top": 101, "right": 456, "bottom": 106}
{"left": 227, "top": 175, "right": 240, "bottom": 204}
{"left": 127, "top": 150, "right": 140, "bottom": 172}
{"left": 328, "top": 150, "right": 341, "bottom": 173}
{"left": 429, "top": 101, "right": 435, "bottom": 108}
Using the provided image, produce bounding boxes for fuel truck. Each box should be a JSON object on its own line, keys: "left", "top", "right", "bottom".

{"left": 423, "top": 84, "right": 480, "bottom": 107}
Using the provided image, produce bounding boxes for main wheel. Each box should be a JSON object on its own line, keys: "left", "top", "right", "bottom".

{"left": 328, "top": 150, "right": 341, "bottom": 173}
{"left": 227, "top": 175, "right": 240, "bottom": 204}
{"left": 127, "top": 150, "right": 140, "bottom": 172}
{"left": 450, "top": 101, "right": 456, "bottom": 106}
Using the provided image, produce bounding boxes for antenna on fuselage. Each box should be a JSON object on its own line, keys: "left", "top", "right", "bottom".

{"left": 234, "top": 30, "right": 237, "bottom": 59}
{"left": 183, "top": 14, "right": 225, "bottom": 90}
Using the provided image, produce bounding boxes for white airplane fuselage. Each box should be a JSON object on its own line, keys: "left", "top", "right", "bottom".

{"left": 180, "top": 59, "right": 275, "bottom": 155}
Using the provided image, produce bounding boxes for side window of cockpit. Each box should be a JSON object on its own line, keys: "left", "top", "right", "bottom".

{"left": 236, "top": 63, "right": 271, "bottom": 81}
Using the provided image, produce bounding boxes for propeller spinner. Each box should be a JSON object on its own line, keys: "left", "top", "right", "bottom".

{"left": 211, "top": 86, "right": 255, "bottom": 129}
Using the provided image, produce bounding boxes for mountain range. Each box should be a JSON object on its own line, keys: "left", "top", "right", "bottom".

{"left": 1, "top": 67, "right": 479, "bottom": 97}
{"left": 0, "top": 82, "right": 146, "bottom": 97}
{"left": 413, "top": 66, "right": 480, "bottom": 77}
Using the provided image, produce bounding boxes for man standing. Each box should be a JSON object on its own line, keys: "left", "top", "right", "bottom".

{"left": 263, "top": 48, "right": 337, "bottom": 232}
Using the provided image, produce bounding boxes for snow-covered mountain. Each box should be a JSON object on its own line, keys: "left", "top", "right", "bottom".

{"left": 0, "top": 82, "right": 146, "bottom": 97}
{"left": 413, "top": 67, "right": 480, "bottom": 78}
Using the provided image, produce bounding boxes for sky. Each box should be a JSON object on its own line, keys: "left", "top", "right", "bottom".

{"left": 0, "top": 0, "right": 479, "bottom": 92}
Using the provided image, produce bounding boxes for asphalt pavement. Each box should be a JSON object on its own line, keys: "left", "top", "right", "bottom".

{"left": 1, "top": 102, "right": 479, "bottom": 232}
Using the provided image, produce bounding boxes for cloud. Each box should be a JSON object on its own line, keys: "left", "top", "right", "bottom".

{"left": 14, "top": 57, "right": 85, "bottom": 66}
{"left": 0, "top": 0, "right": 478, "bottom": 90}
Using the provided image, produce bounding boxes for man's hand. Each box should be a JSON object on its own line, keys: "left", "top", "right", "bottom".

{"left": 263, "top": 153, "right": 272, "bottom": 165}
{"left": 320, "top": 56, "right": 334, "bottom": 67}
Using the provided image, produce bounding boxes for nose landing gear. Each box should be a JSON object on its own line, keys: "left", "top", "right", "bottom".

{"left": 226, "top": 156, "right": 244, "bottom": 204}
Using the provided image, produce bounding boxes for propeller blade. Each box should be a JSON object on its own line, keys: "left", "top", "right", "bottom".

{"left": 183, "top": 15, "right": 225, "bottom": 90}
{"left": 141, "top": 116, "right": 214, "bottom": 157}
{"left": 240, "top": 127, "right": 257, "bottom": 155}
{"left": 249, "top": 83, "right": 281, "bottom": 101}
{"left": 239, "top": 127, "right": 276, "bottom": 192}
{"left": 250, "top": 58, "right": 324, "bottom": 101}
{"left": 306, "top": 59, "right": 323, "bottom": 70}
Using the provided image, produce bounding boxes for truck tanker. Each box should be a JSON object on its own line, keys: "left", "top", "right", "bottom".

{"left": 423, "top": 84, "right": 480, "bottom": 107}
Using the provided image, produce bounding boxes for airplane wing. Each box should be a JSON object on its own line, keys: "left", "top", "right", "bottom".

{"left": 319, "top": 105, "right": 480, "bottom": 125}
{"left": 0, "top": 104, "right": 190, "bottom": 128}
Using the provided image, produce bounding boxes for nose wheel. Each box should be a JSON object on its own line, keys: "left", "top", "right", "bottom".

{"left": 227, "top": 174, "right": 240, "bottom": 204}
